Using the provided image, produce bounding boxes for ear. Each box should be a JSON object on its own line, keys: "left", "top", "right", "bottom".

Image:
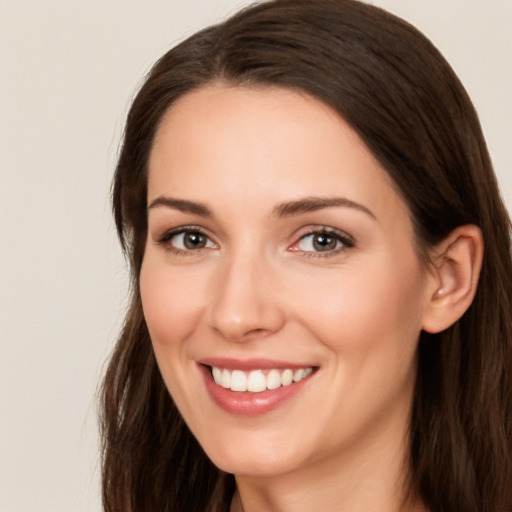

{"left": 421, "top": 225, "right": 484, "bottom": 334}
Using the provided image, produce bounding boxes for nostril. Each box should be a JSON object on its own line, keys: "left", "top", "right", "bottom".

{"left": 244, "top": 327, "right": 272, "bottom": 339}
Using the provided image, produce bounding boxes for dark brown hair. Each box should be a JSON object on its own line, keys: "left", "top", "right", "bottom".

{"left": 101, "top": 1, "right": 512, "bottom": 510}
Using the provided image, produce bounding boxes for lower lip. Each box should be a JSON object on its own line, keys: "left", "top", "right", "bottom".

{"left": 200, "top": 365, "right": 313, "bottom": 416}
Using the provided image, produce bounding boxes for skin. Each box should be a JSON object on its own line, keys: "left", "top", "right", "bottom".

{"left": 140, "top": 84, "right": 438, "bottom": 511}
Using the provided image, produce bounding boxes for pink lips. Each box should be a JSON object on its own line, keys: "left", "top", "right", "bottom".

{"left": 198, "top": 358, "right": 316, "bottom": 416}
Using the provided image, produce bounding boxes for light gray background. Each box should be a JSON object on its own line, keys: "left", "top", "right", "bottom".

{"left": 1, "top": 1, "right": 510, "bottom": 511}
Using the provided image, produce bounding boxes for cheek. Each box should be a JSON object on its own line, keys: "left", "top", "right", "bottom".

{"left": 290, "top": 255, "right": 425, "bottom": 440}
{"left": 139, "top": 259, "right": 207, "bottom": 349}
{"left": 292, "top": 253, "right": 426, "bottom": 357}
{"left": 139, "top": 259, "right": 210, "bottom": 417}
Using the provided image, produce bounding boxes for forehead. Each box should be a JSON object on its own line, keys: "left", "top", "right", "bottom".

{"left": 149, "top": 84, "right": 350, "bottom": 180}
{"left": 147, "top": 84, "right": 409, "bottom": 226}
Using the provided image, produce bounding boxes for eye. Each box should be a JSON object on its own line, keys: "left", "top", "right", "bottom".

{"left": 158, "top": 228, "right": 217, "bottom": 253}
{"left": 173, "top": 231, "right": 211, "bottom": 250}
{"left": 291, "top": 228, "right": 355, "bottom": 256}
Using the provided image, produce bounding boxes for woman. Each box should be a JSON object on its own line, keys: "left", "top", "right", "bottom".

{"left": 100, "top": 1, "right": 512, "bottom": 511}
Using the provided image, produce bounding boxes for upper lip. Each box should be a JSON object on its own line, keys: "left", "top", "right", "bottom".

{"left": 198, "top": 357, "right": 317, "bottom": 371}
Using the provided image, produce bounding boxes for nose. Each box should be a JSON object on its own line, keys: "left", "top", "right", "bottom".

{"left": 207, "top": 252, "right": 286, "bottom": 342}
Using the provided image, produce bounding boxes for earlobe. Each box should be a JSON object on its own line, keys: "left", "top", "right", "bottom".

{"left": 421, "top": 225, "right": 484, "bottom": 334}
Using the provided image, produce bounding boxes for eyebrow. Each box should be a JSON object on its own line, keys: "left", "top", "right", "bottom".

{"left": 148, "top": 197, "right": 212, "bottom": 217}
{"left": 272, "top": 196, "right": 376, "bottom": 219}
{"left": 147, "top": 195, "right": 375, "bottom": 220}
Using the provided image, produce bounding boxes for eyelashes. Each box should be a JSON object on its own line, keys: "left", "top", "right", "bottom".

{"left": 156, "top": 226, "right": 218, "bottom": 256}
{"left": 156, "top": 225, "right": 355, "bottom": 258}
{"left": 291, "top": 227, "right": 355, "bottom": 257}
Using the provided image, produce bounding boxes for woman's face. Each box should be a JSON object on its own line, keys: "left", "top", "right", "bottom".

{"left": 140, "top": 85, "right": 432, "bottom": 477}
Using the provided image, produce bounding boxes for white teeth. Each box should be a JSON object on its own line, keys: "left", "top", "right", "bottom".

{"left": 266, "top": 369, "right": 281, "bottom": 390}
{"left": 293, "top": 369, "right": 305, "bottom": 382}
{"left": 247, "top": 370, "right": 267, "bottom": 392}
{"left": 281, "top": 369, "right": 293, "bottom": 386}
{"left": 221, "top": 369, "right": 231, "bottom": 389}
{"left": 211, "top": 366, "right": 314, "bottom": 393}
{"left": 212, "top": 366, "right": 222, "bottom": 384}
{"left": 230, "top": 370, "right": 247, "bottom": 391}
{"left": 294, "top": 367, "right": 313, "bottom": 381}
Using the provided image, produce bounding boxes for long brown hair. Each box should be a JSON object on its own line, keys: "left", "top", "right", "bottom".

{"left": 100, "top": 1, "right": 512, "bottom": 510}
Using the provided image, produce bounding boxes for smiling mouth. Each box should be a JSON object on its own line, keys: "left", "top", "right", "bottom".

{"left": 210, "top": 366, "right": 314, "bottom": 393}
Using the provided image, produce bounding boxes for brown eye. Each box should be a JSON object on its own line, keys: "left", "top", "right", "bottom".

{"left": 312, "top": 234, "right": 337, "bottom": 251}
{"left": 183, "top": 232, "right": 207, "bottom": 249}
{"left": 294, "top": 229, "right": 355, "bottom": 256}
{"left": 160, "top": 229, "right": 217, "bottom": 252}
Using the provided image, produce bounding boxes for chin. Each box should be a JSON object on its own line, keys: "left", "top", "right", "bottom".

{"left": 203, "top": 436, "right": 304, "bottom": 477}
